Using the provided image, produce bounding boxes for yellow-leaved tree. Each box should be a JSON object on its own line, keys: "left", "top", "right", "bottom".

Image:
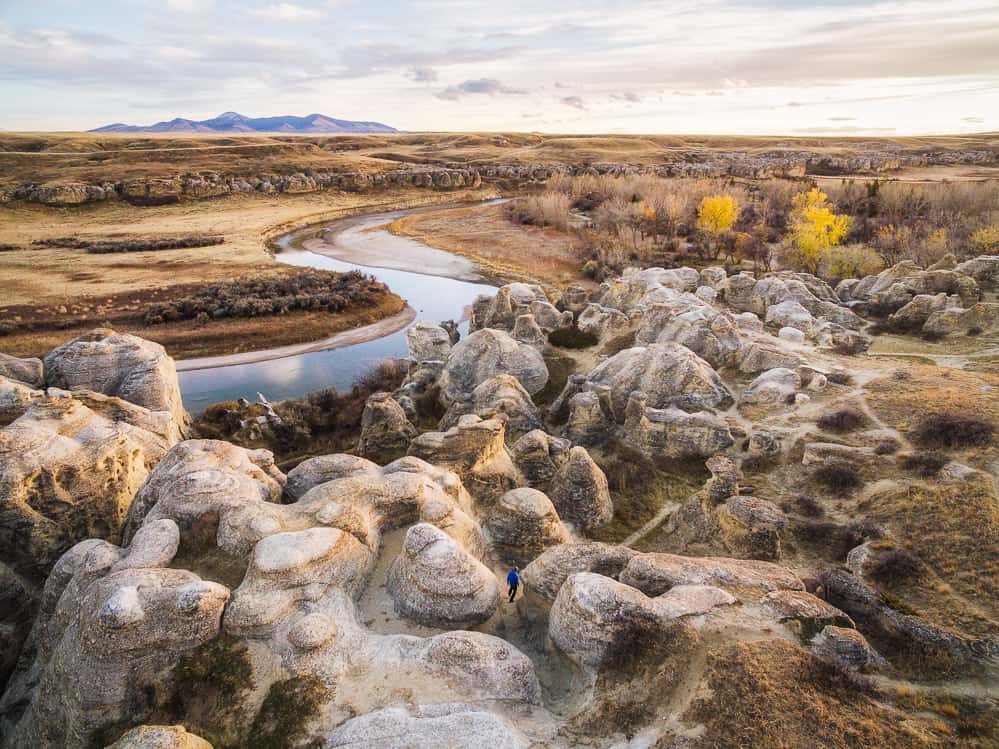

{"left": 696, "top": 194, "right": 738, "bottom": 258}
{"left": 785, "top": 187, "right": 851, "bottom": 273}
{"left": 696, "top": 194, "right": 738, "bottom": 234}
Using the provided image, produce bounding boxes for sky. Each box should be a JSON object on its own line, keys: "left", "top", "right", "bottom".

{"left": 1, "top": 0, "right": 997, "bottom": 134}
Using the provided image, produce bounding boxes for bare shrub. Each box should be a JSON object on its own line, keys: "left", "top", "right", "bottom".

{"left": 516, "top": 192, "right": 571, "bottom": 231}
{"left": 813, "top": 462, "right": 863, "bottom": 494}
{"left": 911, "top": 412, "right": 995, "bottom": 449}
{"left": 900, "top": 451, "right": 948, "bottom": 477}
{"left": 817, "top": 408, "right": 866, "bottom": 433}
{"left": 870, "top": 548, "right": 924, "bottom": 584}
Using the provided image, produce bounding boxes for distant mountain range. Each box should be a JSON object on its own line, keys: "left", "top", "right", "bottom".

{"left": 90, "top": 111, "right": 397, "bottom": 134}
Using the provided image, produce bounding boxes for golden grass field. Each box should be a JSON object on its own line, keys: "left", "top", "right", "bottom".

{"left": 2, "top": 130, "right": 998, "bottom": 188}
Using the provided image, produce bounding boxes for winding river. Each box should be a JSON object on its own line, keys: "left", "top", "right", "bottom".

{"left": 177, "top": 202, "right": 501, "bottom": 412}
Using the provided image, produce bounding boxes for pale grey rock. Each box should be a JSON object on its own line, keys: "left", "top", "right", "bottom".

{"left": 0, "top": 353, "right": 43, "bottom": 388}
{"left": 694, "top": 285, "right": 717, "bottom": 304}
{"left": 565, "top": 390, "right": 613, "bottom": 446}
{"left": 549, "top": 446, "right": 612, "bottom": 531}
{"left": 811, "top": 625, "right": 887, "bottom": 669}
{"left": 741, "top": 368, "right": 800, "bottom": 406}
{"left": 43, "top": 329, "right": 186, "bottom": 427}
{"left": 358, "top": 392, "right": 417, "bottom": 464}
{"left": 509, "top": 429, "right": 570, "bottom": 490}
{"left": 225, "top": 527, "right": 374, "bottom": 635}
{"left": 734, "top": 312, "right": 765, "bottom": 332}
{"left": 285, "top": 454, "right": 380, "bottom": 500}
{"left": 121, "top": 439, "right": 285, "bottom": 555}
{"left": 699, "top": 266, "right": 728, "bottom": 289}
{"left": 0, "top": 376, "right": 42, "bottom": 426}
{"left": 760, "top": 590, "right": 854, "bottom": 638}
{"left": 765, "top": 300, "right": 815, "bottom": 331}
{"left": 511, "top": 313, "right": 546, "bottom": 347}
{"left": 3, "top": 563, "right": 228, "bottom": 749}
{"left": 406, "top": 321, "right": 453, "bottom": 362}
{"left": 955, "top": 255, "right": 999, "bottom": 288}
{"left": 521, "top": 542, "right": 637, "bottom": 601}
{"left": 485, "top": 488, "right": 567, "bottom": 555}
{"left": 439, "top": 329, "right": 548, "bottom": 405}
{"left": 636, "top": 307, "right": 742, "bottom": 369}
{"left": 778, "top": 326, "right": 805, "bottom": 343}
{"left": 549, "top": 573, "right": 732, "bottom": 669}
{"left": 622, "top": 392, "right": 733, "bottom": 460}
{"left": 549, "top": 572, "right": 666, "bottom": 668}
{"left": 471, "top": 283, "right": 551, "bottom": 333}
{"left": 888, "top": 293, "right": 951, "bottom": 330}
{"left": 576, "top": 303, "right": 631, "bottom": 342}
{"left": 924, "top": 303, "right": 997, "bottom": 336}
{"left": 736, "top": 340, "right": 801, "bottom": 374}
{"left": 408, "top": 415, "right": 521, "bottom": 504}
{"left": 811, "top": 321, "right": 871, "bottom": 353}
{"left": 440, "top": 374, "right": 542, "bottom": 441}
{"left": 557, "top": 285, "right": 591, "bottom": 315}
{"left": 583, "top": 343, "right": 734, "bottom": 421}
{"left": 326, "top": 704, "right": 529, "bottom": 749}
{"left": 620, "top": 552, "right": 804, "bottom": 597}
{"left": 386, "top": 523, "right": 498, "bottom": 628}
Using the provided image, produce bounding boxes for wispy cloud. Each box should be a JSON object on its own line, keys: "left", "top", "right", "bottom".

{"left": 437, "top": 78, "right": 527, "bottom": 100}
{"left": 251, "top": 3, "right": 321, "bottom": 22}
{"left": 560, "top": 95, "right": 586, "bottom": 109}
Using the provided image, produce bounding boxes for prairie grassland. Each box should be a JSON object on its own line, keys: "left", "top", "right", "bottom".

{"left": 2, "top": 130, "right": 998, "bottom": 188}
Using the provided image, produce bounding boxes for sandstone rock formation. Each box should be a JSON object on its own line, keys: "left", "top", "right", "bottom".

{"left": 0, "top": 353, "right": 43, "bottom": 388}
{"left": 572, "top": 343, "right": 734, "bottom": 421}
{"left": 106, "top": 725, "right": 213, "bottom": 749}
{"left": 484, "top": 488, "right": 567, "bottom": 559}
{"left": 43, "top": 330, "right": 186, "bottom": 427}
{"left": 386, "top": 523, "right": 499, "bottom": 627}
{"left": 358, "top": 392, "right": 418, "bottom": 464}
{"left": 439, "top": 329, "right": 548, "bottom": 405}
{"left": 548, "top": 446, "right": 612, "bottom": 531}
{"left": 440, "top": 374, "right": 542, "bottom": 441}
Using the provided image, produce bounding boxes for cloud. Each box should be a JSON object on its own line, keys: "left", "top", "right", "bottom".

{"left": 251, "top": 3, "right": 321, "bottom": 22}
{"left": 827, "top": 116, "right": 856, "bottom": 121}
{"left": 962, "top": 116, "right": 984, "bottom": 123}
{"left": 793, "top": 126, "right": 897, "bottom": 134}
{"left": 561, "top": 95, "right": 586, "bottom": 109}
{"left": 436, "top": 78, "right": 526, "bottom": 100}
{"left": 611, "top": 90, "right": 640, "bottom": 102}
{"left": 338, "top": 43, "right": 522, "bottom": 78}
{"left": 409, "top": 66, "right": 437, "bottom": 83}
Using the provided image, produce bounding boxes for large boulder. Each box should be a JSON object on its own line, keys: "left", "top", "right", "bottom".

{"left": 579, "top": 343, "right": 734, "bottom": 421}
{"left": 43, "top": 330, "right": 186, "bottom": 427}
{"left": 521, "top": 542, "right": 638, "bottom": 601}
{"left": 358, "top": 393, "right": 417, "bottom": 464}
{"left": 106, "top": 725, "right": 213, "bottom": 749}
{"left": 741, "top": 368, "right": 801, "bottom": 406}
{"left": 636, "top": 306, "right": 742, "bottom": 369}
{"left": 484, "top": 488, "right": 567, "bottom": 558}
{"left": 0, "top": 353, "right": 43, "bottom": 388}
{"left": 548, "top": 447, "right": 612, "bottom": 532}
{"left": 0, "top": 376, "right": 42, "bottom": 426}
{"left": 408, "top": 415, "right": 521, "bottom": 504}
{"left": 284, "top": 454, "right": 380, "bottom": 500}
{"left": 326, "top": 703, "right": 528, "bottom": 749}
{"left": 440, "top": 374, "right": 542, "bottom": 441}
{"left": 549, "top": 572, "right": 733, "bottom": 668}
{"left": 386, "top": 523, "right": 499, "bottom": 628}
{"left": 620, "top": 552, "right": 804, "bottom": 597}
{"left": 406, "top": 321, "right": 453, "bottom": 362}
{"left": 622, "top": 392, "right": 734, "bottom": 460}
{"left": 439, "top": 329, "right": 548, "bottom": 405}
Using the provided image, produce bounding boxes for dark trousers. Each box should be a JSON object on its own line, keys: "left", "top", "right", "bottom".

{"left": 508, "top": 583, "right": 518, "bottom": 602}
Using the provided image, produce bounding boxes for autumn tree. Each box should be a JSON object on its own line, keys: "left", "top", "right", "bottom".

{"left": 784, "top": 187, "right": 852, "bottom": 273}
{"left": 696, "top": 194, "right": 738, "bottom": 259}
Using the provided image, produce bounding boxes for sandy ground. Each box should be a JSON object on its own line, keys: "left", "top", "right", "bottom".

{"left": 386, "top": 202, "right": 590, "bottom": 287}
{"left": 175, "top": 306, "right": 415, "bottom": 371}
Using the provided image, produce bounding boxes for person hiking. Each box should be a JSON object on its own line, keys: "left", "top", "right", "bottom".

{"left": 507, "top": 566, "right": 520, "bottom": 603}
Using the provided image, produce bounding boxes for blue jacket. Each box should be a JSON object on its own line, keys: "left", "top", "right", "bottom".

{"left": 507, "top": 570, "right": 520, "bottom": 586}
